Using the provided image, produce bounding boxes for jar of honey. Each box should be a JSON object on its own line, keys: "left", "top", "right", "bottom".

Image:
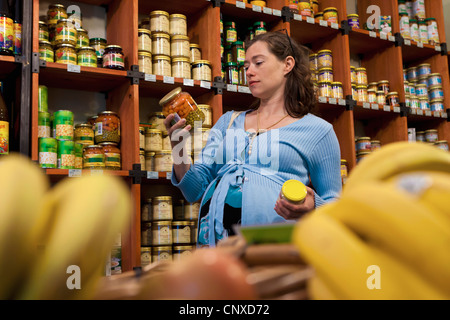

{"left": 159, "top": 87, "right": 205, "bottom": 127}
{"left": 154, "top": 150, "right": 173, "bottom": 172}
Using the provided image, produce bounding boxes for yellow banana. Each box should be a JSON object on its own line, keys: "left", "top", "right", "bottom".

{"left": 306, "top": 273, "right": 340, "bottom": 300}
{"left": 344, "top": 141, "right": 450, "bottom": 193}
{"left": 326, "top": 181, "right": 450, "bottom": 296}
{"left": 19, "top": 174, "right": 132, "bottom": 300}
{"left": 0, "top": 154, "right": 49, "bottom": 299}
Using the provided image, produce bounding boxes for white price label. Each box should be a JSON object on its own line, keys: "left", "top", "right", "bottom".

{"left": 67, "top": 64, "right": 81, "bottom": 73}
{"left": 363, "top": 102, "right": 371, "bottom": 109}
{"left": 166, "top": 172, "right": 172, "bottom": 180}
{"left": 331, "top": 23, "right": 339, "bottom": 29}
{"left": 425, "top": 110, "right": 432, "bottom": 116}
{"left": 442, "top": 112, "right": 448, "bottom": 119}
{"left": 433, "top": 112, "right": 441, "bottom": 118}
{"left": 328, "top": 98, "right": 337, "bottom": 105}
{"left": 393, "top": 106, "right": 400, "bottom": 113}
{"left": 183, "top": 78, "right": 194, "bottom": 86}
{"left": 238, "top": 86, "right": 251, "bottom": 94}
{"left": 319, "top": 20, "right": 328, "bottom": 27}
{"left": 68, "top": 169, "right": 82, "bottom": 177}
{"left": 369, "top": 31, "right": 377, "bottom": 38}
{"left": 318, "top": 96, "right": 327, "bottom": 103}
{"left": 147, "top": 171, "right": 159, "bottom": 179}
{"left": 404, "top": 39, "right": 411, "bottom": 46}
{"left": 306, "top": 17, "right": 315, "bottom": 24}
{"left": 163, "top": 76, "right": 174, "bottom": 84}
{"left": 388, "top": 35, "right": 395, "bottom": 42}
{"left": 90, "top": 169, "right": 103, "bottom": 176}
{"left": 200, "top": 81, "right": 211, "bottom": 89}
{"left": 371, "top": 104, "right": 379, "bottom": 110}
{"left": 383, "top": 105, "right": 391, "bottom": 112}
{"left": 293, "top": 14, "right": 302, "bottom": 21}
{"left": 236, "top": 1, "right": 245, "bottom": 9}
{"left": 273, "top": 9, "right": 281, "bottom": 16}
{"left": 338, "top": 99, "right": 346, "bottom": 106}
{"left": 263, "top": 7, "right": 272, "bottom": 15}
{"left": 379, "top": 32, "right": 387, "bottom": 40}
{"left": 435, "top": 45, "right": 442, "bottom": 52}
{"left": 252, "top": 5, "right": 261, "bottom": 12}
{"left": 410, "top": 108, "right": 417, "bottom": 115}
{"left": 417, "top": 42, "right": 423, "bottom": 48}
{"left": 417, "top": 109, "right": 424, "bottom": 115}
{"left": 145, "top": 74, "right": 156, "bottom": 82}
{"left": 227, "top": 84, "right": 237, "bottom": 92}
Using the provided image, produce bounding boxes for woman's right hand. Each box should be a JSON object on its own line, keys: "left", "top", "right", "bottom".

{"left": 163, "top": 113, "right": 192, "bottom": 150}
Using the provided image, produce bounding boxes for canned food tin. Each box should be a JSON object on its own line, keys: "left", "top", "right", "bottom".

{"left": 434, "top": 141, "right": 448, "bottom": 151}
{"left": 427, "top": 73, "right": 442, "bottom": 87}
{"left": 428, "top": 85, "right": 444, "bottom": 100}
{"left": 141, "top": 247, "right": 152, "bottom": 267}
{"left": 141, "top": 222, "right": 152, "bottom": 246}
{"left": 425, "top": 129, "right": 438, "bottom": 143}
{"left": 38, "top": 111, "right": 51, "bottom": 138}
{"left": 39, "top": 137, "right": 57, "bottom": 168}
{"left": 152, "top": 245, "right": 172, "bottom": 262}
{"left": 355, "top": 137, "right": 371, "bottom": 152}
{"left": 145, "top": 128, "right": 163, "bottom": 152}
{"left": 57, "top": 139, "right": 75, "bottom": 169}
{"left": 54, "top": 110, "right": 74, "bottom": 140}
{"left": 430, "top": 99, "right": 444, "bottom": 112}
{"left": 173, "top": 245, "right": 194, "bottom": 261}
{"left": 172, "top": 221, "right": 192, "bottom": 244}
{"left": 192, "top": 60, "right": 212, "bottom": 82}
{"left": 152, "top": 221, "right": 172, "bottom": 245}
{"left": 83, "top": 145, "right": 105, "bottom": 169}
{"left": 152, "top": 196, "right": 173, "bottom": 221}
{"left": 38, "top": 85, "right": 48, "bottom": 113}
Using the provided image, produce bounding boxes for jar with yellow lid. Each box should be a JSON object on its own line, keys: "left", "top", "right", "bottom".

{"left": 426, "top": 17, "right": 440, "bottom": 46}
{"left": 347, "top": 14, "right": 359, "bottom": 28}
{"left": 152, "top": 245, "right": 172, "bottom": 262}
{"left": 148, "top": 112, "right": 167, "bottom": 135}
{"left": 169, "top": 14, "right": 187, "bottom": 36}
{"left": 367, "top": 89, "right": 376, "bottom": 103}
{"left": 317, "top": 49, "right": 332, "bottom": 69}
{"left": 173, "top": 245, "right": 194, "bottom": 261}
{"left": 39, "top": 40, "right": 54, "bottom": 62}
{"left": 386, "top": 92, "right": 400, "bottom": 108}
{"left": 152, "top": 196, "right": 173, "bottom": 221}
{"left": 152, "top": 221, "right": 172, "bottom": 246}
{"left": 152, "top": 32, "right": 171, "bottom": 56}
{"left": 376, "top": 91, "right": 386, "bottom": 105}
{"left": 83, "top": 145, "right": 105, "bottom": 169}
{"left": 190, "top": 43, "right": 202, "bottom": 63}
{"left": 331, "top": 82, "right": 343, "bottom": 99}
{"left": 145, "top": 151, "right": 155, "bottom": 172}
{"left": 198, "top": 104, "right": 212, "bottom": 128}
{"left": 77, "top": 46, "right": 97, "bottom": 68}
{"left": 368, "top": 82, "right": 377, "bottom": 91}
{"left": 418, "top": 97, "right": 429, "bottom": 110}
{"left": 184, "top": 201, "right": 200, "bottom": 220}
{"left": 192, "top": 60, "right": 212, "bottom": 82}
{"left": 377, "top": 80, "right": 390, "bottom": 95}
{"left": 145, "top": 128, "right": 163, "bottom": 152}
{"left": 318, "top": 67, "right": 334, "bottom": 82}
{"left": 39, "top": 21, "right": 49, "bottom": 42}
{"left": 279, "top": 179, "right": 307, "bottom": 205}
{"left": 172, "top": 57, "right": 191, "bottom": 79}
{"left": 138, "top": 28, "right": 151, "bottom": 52}
{"left": 140, "top": 17, "right": 150, "bottom": 30}
{"left": 139, "top": 126, "right": 145, "bottom": 150}
{"left": 94, "top": 111, "right": 120, "bottom": 144}
{"left": 171, "top": 35, "right": 190, "bottom": 58}
{"left": 74, "top": 123, "right": 94, "bottom": 146}
{"left": 318, "top": 80, "right": 331, "bottom": 97}
{"left": 309, "top": 53, "right": 318, "bottom": 71}
{"left": 172, "top": 221, "right": 192, "bottom": 244}
{"left": 76, "top": 28, "right": 89, "bottom": 48}
{"left": 355, "top": 137, "right": 371, "bottom": 152}
{"left": 355, "top": 67, "right": 367, "bottom": 85}
{"left": 89, "top": 37, "right": 107, "bottom": 60}
{"left": 55, "top": 43, "right": 77, "bottom": 65}
{"left": 47, "top": 4, "right": 68, "bottom": 26}
{"left": 154, "top": 150, "right": 174, "bottom": 172}
{"left": 298, "top": 1, "right": 312, "bottom": 17}
{"left": 99, "top": 142, "right": 121, "bottom": 170}
{"left": 323, "top": 7, "right": 338, "bottom": 23}
{"left": 152, "top": 55, "right": 171, "bottom": 77}
{"left": 430, "top": 98, "right": 444, "bottom": 112}
{"left": 250, "top": 1, "right": 266, "bottom": 7}
{"left": 350, "top": 66, "right": 356, "bottom": 84}
{"left": 356, "top": 151, "right": 371, "bottom": 164}
{"left": 54, "top": 19, "right": 77, "bottom": 46}
{"left": 370, "top": 140, "right": 381, "bottom": 151}
{"left": 150, "top": 10, "right": 170, "bottom": 34}
{"left": 159, "top": 87, "right": 205, "bottom": 127}
{"left": 138, "top": 50, "right": 152, "bottom": 74}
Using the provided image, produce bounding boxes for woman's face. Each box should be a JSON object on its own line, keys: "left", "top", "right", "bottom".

{"left": 244, "top": 41, "right": 289, "bottom": 100}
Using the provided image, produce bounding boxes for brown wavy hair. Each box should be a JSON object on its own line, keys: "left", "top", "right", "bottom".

{"left": 245, "top": 31, "right": 317, "bottom": 117}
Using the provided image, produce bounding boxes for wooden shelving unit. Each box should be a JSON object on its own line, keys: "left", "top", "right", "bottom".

{"left": 0, "top": 0, "right": 447, "bottom": 272}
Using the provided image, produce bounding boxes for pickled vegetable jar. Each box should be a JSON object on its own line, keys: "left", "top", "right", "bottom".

{"left": 159, "top": 87, "right": 205, "bottom": 127}
{"left": 94, "top": 111, "right": 121, "bottom": 144}
{"left": 77, "top": 46, "right": 97, "bottom": 67}
{"left": 83, "top": 145, "right": 105, "bottom": 169}
{"left": 55, "top": 43, "right": 77, "bottom": 65}
{"left": 76, "top": 28, "right": 89, "bottom": 48}
{"left": 47, "top": 4, "right": 67, "bottom": 26}
{"left": 103, "top": 45, "right": 125, "bottom": 70}
{"left": 74, "top": 123, "right": 94, "bottom": 146}
{"left": 54, "top": 19, "right": 77, "bottom": 46}
{"left": 99, "top": 142, "right": 121, "bottom": 170}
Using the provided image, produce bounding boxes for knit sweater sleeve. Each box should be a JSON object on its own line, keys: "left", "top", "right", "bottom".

{"left": 307, "top": 126, "right": 342, "bottom": 207}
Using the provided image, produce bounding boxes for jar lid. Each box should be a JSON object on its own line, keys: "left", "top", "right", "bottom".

{"left": 39, "top": 40, "right": 52, "bottom": 46}
{"left": 75, "top": 123, "right": 92, "bottom": 128}
{"left": 77, "top": 28, "right": 87, "bottom": 33}
{"left": 377, "top": 80, "right": 389, "bottom": 84}
{"left": 152, "top": 32, "right": 170, "bottom": 39}
{"left": 85, "top": 145, "right": 103, "bottom": 149}
{"left": 430, "top": 98, "right": 444, "bottom": 102}
{"left": 155, "top": 150, "right": 172, "bottom": 155}
{"left": 98, "top": 142, "right": 119, "bottom": 147}
{"left": 198, "top": 104, "right": 211, "bottom": 109}
{"left": 425, "top": 129, "right": 438, "bottom": 132}
{"left": 386, "top": 91, "right": 399, "bottom": 95}
{"left": 323, "top": 7, "right": 338, "bottom": 12}
{"left": 141, "top": 246, "right": 151, "bottom": 252}
{"left": 357, "top": 151, "right": 372, "bottom": 155}
{"left": 192, "top": 60, "right": 211, "bottom": 66}
{"left": 317, "top": 80, "right": 331, "bottom": 84}
{"left": 331, "top": 81, "right": 343, "bottom": 86}
{"left": 138, "top": 28, "right": 151, "bottom": 35}
{"left": 347, "top": 14, "right": 359, "bottom": 18}
{"left": 105, "top": 44, "right": 122, "bottom": 50}
{"left": 49, "top": 4, "right": 65, "bottom": 8}
{"left": 317, "top": 49, "right": 332, "bottom": 54}
{"left": 367, "top": 89, "right": 376, "bottom": 93}
{"left": 170, "top": 13, "right": 187, "bottom": 19}
{"left": 56, "top": 43, "right": 75, "bottom": 49}
{"left": 371, "top": 140, "right": 380, "bottom": 143}
{"left": 355, "top": 67, "right": 366, "bottom": 71}
{"left": 171, "top": 35, "right": 190, "bottom": 41}
{"left": 138, "top": 50, "right": 152, "bottom": 57}
{"left": 173, "top": 245, "right": 194, "bottom": 250}
{"left": 309, "top": 53, "right": 318, "bottom": 57}
{"left": 356, "top": 136, "right": 371, "bottom": 141}
{"left": 153, "top": 54, "right": 171, "bottom": 61}
{"left": 410, "top": 19, "right": 417, "bottom": 23}
{"left": 341, "top": 159, "right": 347, "bottom": 163}
{"left": 146, "top": 128, "right": 162, "bottom": 134}
{"left": 39, "top": 20, "right": 47, "bottom": 25}
{"left": 425, "top": 17, "right": 436, "bottom": 21}
{"left": 376, "top": 91, "right": 385, "bottom": 94}
{"left": 172, "top": 221, "right": 190, "bottom": 226}
{"left": 159, "top": 87, "right": 182, "bottom": 106}
{"left": 150, "top": 10, "right": 169, "bottom": 17}
{"left": 78, "top": 46, "right": 95, "bottom": 52}
{"left": 150, "top": 111, "right": 165, "bottom": 118}
{"left": 57, "top": 18, "right": 71, "bottom": 24}
{"left": 318, "top": 67, "right": 333, "bottom": 71}
{"left": 151, "top": 245, "right": 172, "bottom": 251}
{"left": 281, "top": 179, "right": 307, "bottom": 203}
{"left": 98, "top": 110, "right": 118, "bottom": 116}
{"left": 429, "top": 73, "right": 441, "bottom": 77}
{"left": 90, "top": 37, "right": 107, "bottom": 43}
{"left": 145, "top": 151, "right": 156, "bottom": 157}
{"left": 407, "top": 66, "right": 417, "bottom": 70}
{"left": 415, "top": 84, "right": 426, "bottom": 87}
{"left": 356, "top": 85, "right": 367, "bottom": 89}
{"left": 429, "top": 85, "right": 443, "bottom": 90}
{"left": 417, "top": 63, "right": 431, "bottom": 67}
{"left": 253, "top": 21, "right": 266, "bottom": 28}
{"left": 224, "top": 21, "right": 236, "bottom": 27}
{"left": 172, "top": 57, "right": 190, "bottom": 62}
{"left": 226, "top": 61, "right": 238, "bottom": 67}
{"left": 190, "top": 43, "right": 201, "bottom": 49}
{"left": 153, "top": 196, "right": 172, "bottom": 201}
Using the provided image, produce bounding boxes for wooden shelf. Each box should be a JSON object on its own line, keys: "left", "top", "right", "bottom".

{"left": 0, "top": 56, "right": 19, "bottom": 78}
{"left": 348, "top": 28, "right": 395, "bottom": 55}
{"left": 401, "top": 41, "right": 443, "bottom": 64}
{"left": 139, "top": 76, "right": 212, "bottom": 99}
{"left": 290, "top": 17, "right": 341, "bottom": 46}
{"left": 45, "top": 168, "right": 130, "bottom": 177}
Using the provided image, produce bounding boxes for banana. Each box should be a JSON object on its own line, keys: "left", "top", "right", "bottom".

{"left": 344, "top": 141, "right": 450, "bottom": 193}
{"left": 306, "top": 274, "right": 340, "bottom": 300}
{"left": 19, "top": 174, "right": 132, "bottom": 300}
{"left": 326, "top": 181, "right": 450, "bottom": 296}
{"left": 0, "top": 154, "right": 49, "bottom": 299}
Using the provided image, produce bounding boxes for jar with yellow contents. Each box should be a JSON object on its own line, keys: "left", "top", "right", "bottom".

{"left": 138, "top": 50, "right": 152, "bottom": 74}
{"left": 47, "top": 4, "right": 68, "bottom": 26}
{"left": 55, "top": 43, "right": 77, "bottom": 65}
{"left": 74, "top": 123, "right": 94, "bottom": 147}
{"left": 77, "top": 46, "right": 97, "bottom": 68}
{"left": 99, "top": 142, "right": 121, "bottom": 170}
{"left": 39, "top": 40, "right": 54, "bottom": 62}
{"left": 76, "top": 28, "right": 89, "bottom": 48}
{"left": 54, "top": 19, "right": 77, "bottom": 46}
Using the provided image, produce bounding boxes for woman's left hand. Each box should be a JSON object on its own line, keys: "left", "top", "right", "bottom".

{"left": 274, "top": 186, "right": 315, "bottom": 220}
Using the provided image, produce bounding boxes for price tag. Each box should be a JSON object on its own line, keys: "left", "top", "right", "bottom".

{"left": 227, "top": 84, "right": 237, "bottom": 92}
{"left": 145, "top": 74, "right": 156, "bottom": 82}
{"left": 67, "top": 64, "right": 81, "bottom": 73}
{"left": 166, "top": 172, "right": 172, "bottom": 180}
{"left": 183, "top": 78, "right": 194, "bottom": 86}
{"left": 319, "top": 20, "right": 328, "bottom": 27}
{"left": 293, "top": 14, "right": 302, "bottom": 21}
{"left": 147, "top": 171, "right": 159, "bottom": 179}
{"left": 306, "top": 16, "right": 315, "bottom": 24}
{"left": 273, "top": 9, "right": 281, "bottom": 17}
{"left": 328, "top": 98, "right": 337, "bottom": 105}
{"left": 433, "top": 112, "right": 441, "bottom": 118}
{"left": 163, "top": 76, "right": 174, "bottom": 84}
{"left": 263, "top": 7, "right": 272, "bottom": 15}
{"left": 404, "top": 39, "right": 411, "bottom": 46}
{"left": 379, "top": 32, "right": 387, "bottom": 40}
{"left": 68, "top": 169, "right": 82, "bottom": 177}
{"left": 236, "top": 1, "right": 245, "bottom": 9}
{"left": 410, "top": 108, "right": 417, "bottom": 115}
{"left": 417, "top": 109, "right": 424, "bottom": 115}
{"left": 363, "top": 102, "right": 371, "bottom": 109}
{"left": 388, "top": 35, "right": 395, "bottom": 42}
{"left": 442, "top": 112, "right": 448, "bottom": 119}
{"left": 338, "top": 99, "right": 346, "bottom": 106}
{"left": 318, "top": 96, "right": 327, "bottom": 103}
{"left": 331, "top": 23, "right": 339, "bottom": 29}
{"left": 238, "top": 86, "right": 251, "bottom": 94}
{"left": 383, "top": 105, "right": 390, "bottom": 112}
{"left": 371, "top": 104, "right": 379, "bottom": 110}
{"left": 90, "top": 169, "right": 103, "bottom": 176}
{"left": 200, "top": 81, "right": 211, "bottom": 89}
{"left": 393, "top": 106, "right": 400, "bottom": 113}
{"left": 252, "top": 5, "right": 262, "bottom": 12}
{"left": 369, "top": 31, "right": 377, "bottom": 38}
{"left": 417, "top": 41, "right": 423, "bottom": 48}
{"left": 435, "top": 45, "right": 442, "bottom": 52}
{"left": 425, "top": 110, "right": 432, "bottom": 117}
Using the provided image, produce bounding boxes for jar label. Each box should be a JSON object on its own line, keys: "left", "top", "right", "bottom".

{"left": 153, "top": 251, "right": 172, "bottom": 262}
{"left": 95, "top": 122, "right": 103, "bottom": 135}
{"left": 55, "top": 50, "right": 77, "bottom": 64}
{"left": 39, "top": 30, "right": 49, "bottom": 41}
{"left": 58, "top": 153, "right": 75, "bottom": 169}
{"left": 55, "top": 27, "right": 77, "bottom": 43}
{"left": 153, "top": 202, "right": 172, "bottom": 220}
{"left": 226, "top": 29, "right": 237, "bottom": 43}
{"left": 84, "top": 153, "right": 105, "bottom": 165}
{"left": 0, "top": 17, "right": 14, "bottom": 52}
{"left": 56, "top": 124, "right": 74, "bottom": 140}
{"left": 78, "top": 54, "right": 97, "bottom": 67}
{"left": 104, "top": 152, "right": 121, "bottom": 168}
{"left": 39, "top": 48, "right": 54, "bottom": 62}
{"left": 103, "top": 53, "right": 125, "bottom": 68}
{"left": 173, "top": 226, "right": 191, "bottom": 243}
{"left": 231, "top": 69, "right": 239, "bottom": 85}
{"left": 0, "top": 121, "right": 9, "bottom": 155}
{"left": 152, "top": 226, "right": 172, "bottom": 245}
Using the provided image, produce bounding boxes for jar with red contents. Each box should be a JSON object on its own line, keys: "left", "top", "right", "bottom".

{"left": 102, "top": 45, "right": 125, "bottom": 70}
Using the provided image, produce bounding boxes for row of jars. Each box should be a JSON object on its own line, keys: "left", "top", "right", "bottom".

{"left": 355, "top": 137, "right": 382, "bottom": 164}
{"left": 412, "top": 129, "right": 449, "bottom": 151}
{"left": 142, "top": 196, "right": 200, "bottom": 222}
{"left": 399, "top": 14, "right": 440, "bottom": 45}
{"left": 141, "top": 220, "right": 197, "bottom": 247}
{"left": 141, "top": 244, "right": 196, "bottom": 266}
{"left": 222, "top": 20, "right": 267, "bottom": 48}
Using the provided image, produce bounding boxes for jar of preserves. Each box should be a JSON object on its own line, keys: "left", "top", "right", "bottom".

{"left": 253, "top": 21, "right": 267, "bottom": 36}
{"left": 172, "top": 221, "right": 192, "bottom": 244}
{"left": 152, "top": 245, "right": 172, "bottom": 262}
{"left": 169, "top": 14, "right": 187, "bottom": 36}
{"left": 154, "top": 150, "right": 173, "bottom": 172}
{"left": 311, "top": 0, "right": 319, "bottom": 15}
{"left": 425, "top": 129, "right": 438, "bottom": 143}
{"left": 355, "top": 137, "right": 371, "bottom": 152}
{"left": 331, "top": 82, "right": 343, "bottom": 99}
{"left": 99, "top": 142, "right": 121, "bottom": 170}
{"left": 355, "top": 67, "right": 367, "bottom": 85}
{"left": 418, "top": 20, "right": 428, "bottom": 44}
{"left": 318, "top": 80, "right": 331, "bottom": 97}
{"left": 152, "top": 221, "right": 172, "bottom": 246}
{"left": 138, "top": 28, "right": 152, "bottom": 52}
{"left": 426, "top": 17, "right": 440, "bottom": 46}
{"left": 160, "top": 87, "right": 205, "bottom": 127}
{"left": 239, "top": 63, "right": 247, "bottom": 86}
{"left": 317, "top": 49, "right": 332, "bottom": 69}
{"left": 386, "top": 92, "right": 400, "bottom": 108}
{"left": 298, "top": 1, "right": 312, "bottom": 17}
{"left": 39, "top": 40, "right": 54, "bottom": 62}
{"left": 152, "top": 32, "right": 171, "bottom": 56}
{"left": 279, "top": 179, "right": 307, "bottom": 205}
{"left": 83, "top": 145, "right": 105, "bottom": 169}
{"left": 367, "top": 82, "right": 377, "bottom": 91}
{"left": 152, "top": 196, "right": 173, "bottom": 221}
{"left": 54, "top": 19, "right": 77, "bottom": 46}
{"left": 377, "top": 80, "right": 390, "bottom": 95}
{"left": 173, "top": 245, "right": 194, "bottom": 261}
{"left": 427, "top": 73, "right": 442, "bottom": 88}
{"left": 417, "top": 63, "right": 431, "bottom": 77}
{"left": 103, "top": 45, "right": 125, "bottom": 70}
{"left": 347, "top": 14, "right": 360, "bottom": 28}
{"left": 39, "top": 21, "right": 49, "bottom": 42}
{"left": 150, "top": 10, "right": 170, "bottom": 34}
{"left": 367, "top": 89, "right": 376, "bottom": 103}
{"left": 149, "top": 112, "right": 167, "bottom": 134}
{"left": 323, "top": 7, "right": 338, "bottom": 23}
{"left": 74, "top": 123, "right": 94, "bottom": 146}
{"left": 145, "top": 128, "right": 163, "bottom": 152}
{"left": 225, "top": 62, "right": 239, "bottom": 85}
{"left": 192, "top": 60, "right": 212, "bottom": 82}
{"left": 76, "top": 28, "right": 89, "bottom": 48}
{"left": 350, "top": 66, "right": 356, "bottom": 84}
{"left": 145, "top": 151, "right": 155, "bottom": 172}
{"left": 309, "top": 53, "right": 318, "bottom": 71}
{"left": 140, "top": 149, "right": 145, "bottom": 170}
{"left": 138, "top": 50, "right": 152, "bottom": 74}
{"left": 55, "top": 43, "right": 77, "bottom": 65}
{"left": 190, "top": 43, "right": 202, "bottom": 63}
{"left": 371, "top": 140, "right": 381, "bottom": 150}
{"left": 89, "top": 37, "right": 107, "bottom": 59}
{"left": 172, "top": 57, "right": 191, "bottom": 79}
{"left": 171, "top": 35, "right": 190, "bottom": 58}
{"left": 94, "top": 111, "right": 120, "bottom": 144}
{"left": 198, "top": 104, "right": 212, "bottom": 128}
{"left": 152, "top": 55, "right": 171, "bottom": 77}
{"left": 356, "top": 85, "right": 368, "bottom": 102}
{"left": 232, "top": 41, "right": 245, "bottom": 65}
{"left": 428, "top": 85, "right": 444, "bottom": 100}
{"left": 419, "top": 97, "right": 429, "bottom": 110}
{"left": 141, "top": 222, "right": 152, "bottom": 246}
{"left": 224, "top": 21, "right": 237, "bottom": 45}
{"left": 410, "top": 19, "right": 419, "bottom": 42}
{"left": 77, "top": 46, "right": 97, "bottom": 68}
{"left": 162, "top": 134, "right": 171, "bottom": 150}
{"left": 356, "top": 151, "right": 371, "bottom": 164}
{"left": 430, "top": 98, "right": 444, "bottom": 112}
{"left": 415, "top": 83, "right": 428, "bottom": 98}
{"left": 318, "top": 67, "right": 333, "bottom": 82}
{"left": 376, "top": 91, "right": 386, "bottom": 105}
{"left": 47, "top": 4, "right": 67, "bottom": 26}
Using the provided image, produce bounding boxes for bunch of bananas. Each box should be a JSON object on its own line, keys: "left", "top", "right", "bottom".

{"left": 291, "top": 141, "right": 450, "bottom": 300}
{"left": 0, "top": 154, "right": 132, "bottom": 300}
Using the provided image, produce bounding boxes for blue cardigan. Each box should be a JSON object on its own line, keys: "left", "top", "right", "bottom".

{"left": 172, "top": 110, "right": 342, "bottom": 246}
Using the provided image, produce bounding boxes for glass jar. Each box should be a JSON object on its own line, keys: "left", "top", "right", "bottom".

{"left": 424, "top": 129, "right": 438, "bottom": 143}
{"left": 350, "top": 66, "right": 356, "bottom": 84}
{"left": 141, "top": 222, "right": 152, "bottom": 246}
{"left": 418, "top": 20, "right": 428, "bottom": 43}
{"left": 415, "top": 83, "right": 428, "bottom": 99}
{"left": 410, "top": 19, "right": 419, "bottom": 42}
{"left": 74, "top": 142, "right": 83, "bottom": 169}
{"left": 417, "top": 63, "right": 431, "bottom": 77}
{"left": 140, "top": 149, "right": 146, "bottom": 170}
{"left": 99, "top": 142, "right": 121, "bottom": 170}
{"left": 232, "top": 41, "right": 245, "bottom": 65}
{"left": 154, "top": 150, "right": 173, "bottom": 172}
{"left": 331, "top": 82, "right": 343, "bottom": 99}
{"left": 184, "top": 201, "right": 200, "bottom": 221}
{"left": 368, "top": 82, "right": 377, "bottom": 91}
{"left": 386, "top": 92, "right": 400, "bottom": 108}
{"left": 138, "top": 50, "right": 152, "bottom": 74}
{"left": 145, "top": 151, "right": 155, "bottom": 172}
{"left": 356, "top": 85, "right": 368, "bottom": 102}
{"left": 377, "top": 80, "right": 390, "bottom": 95}
{"left": 137, "top": 126, "right": 145, "bottom": 150}
{"left": 169, "top": 14, "right": 187, "bottom": 36}
{"left": 340, "top": 159, "right": 348, "bottom": 185}
{"left": 94, "top": 111, "right": 121, "bottom": 144}
{"left": 367, "top": 89, "right": 376, "bottom": 103}
{"left": 407, "top": 66, "right": 417, "bottom": 82}
{"left": 426, "top": 18, "right": 439, "bottom": 46}
{"left": 418, "top": 97, "right": 429, "bottom": 110}
{"left": 102, "top": 45, "right": 125, "bottom": 70}
{"left": 318, "top": 67, "right": 333, "bottom": 82}
{"left": 347, "top": 14, "right": 359, "bottom": 28}
{"left": 192, "top": 60, "right": 212, "bottom": 82}
{"left": 152, "top": 196, "right": 173, "bottom": 221}
{"left": 355, "top": 67, "right": 367, "bottom": 85}
{"left": 371, "top": 140, "right": 381, "bottom": 150}
{"left": 309, "top": 53, "right": 318, "bottom": 71}
{"left": 89, "top": 37, "right": 107, "bottom": 59}
{"left": 224, "top": 21, "right": 237, "bottom": 45}
{"left": 171, "top": 35, "right": 190, "bottom": 58}
{"left": 413, "top": 0, "right": 426, "bottom": 20}
{"left": 434, "top": 141, "right": 449, "bottom": 152}
{"left": 428, "top": 85, "right": 444, "bottom": 100}
{"left": 224, "top": 45, "right": 233, "bottom": 63}
{"left": 173, "top": 245, "right": 194, "bottom": 261}
{"left": 47, "top": 4, "right": 67, "bottom": 26}
{"left": 430, "top": 98, "right": 444, "bottom": 112}
{"left": 376, "top": 91, "right": 386, "bottom": 105}
{"left": 39, "top": 40, "right": 54, "bottom": 62}
{"left": 138, "top": 28, "right": 152, "bottom": 52}
{"left": 76, "top": 28, "right": 89, "bottom": 48}
{"left": 317, "top": 49, "right": 333, "bottom": 69}
{"left": 39, "top": 21, "right": 49, "bottom": 42}
{"left": 318, "top": 80, "right": 331, "bottom": 97}
{"left": 399, "top": 13, "right": 411, "bottom": 40}
{"left": 149, "top": 112, "right": 167, "bottom": 135}
{"left": 74, "top": 123, "right": 94, "bottom": 147}
{"left": 311, "top": 0, "right": 319, "bottom": 15}
{"left": 198, "top": 104, "right": 212, "bottom": 128}
{"left": 140, "top": 17, "right": 150, "bottom": 30}
{"left": 55, "top": 43, "right": 77, "bottom": 65}
{"left": 162, "top": 134, "right": 171, "bottom": 150}
{"left": 152, "top": 32, "right": 171, "bottom": 56}
{"left": 152, "top": 246, "right": 172, "bottom": 262}
{"left": 298, "top": 1, "right": 312, "bottom": 17}
{"left": 159, "top": 87, "right": 205, "bottom": 127}
{"left": 150, "top": 10, "right": 170, "bottom": 34}
{"left": 239, "top": 63, "right": 247, "bottom": 86}
{"left": 279, "top": 179, "right": 307, "bottom": 205}
{"left": 54, "top": 19, "right": 77, "bottom": 46}
{"left": 190, "top": 43, "right": 202, "bottom": 63}
{"left": 427, "top": 73, "right": 442, "bottom": 87}
{"left": 83, "top": 145, "right": 105, "bottom": 169}
{"left": 77, "top": 46, "right": 97, "bottom": 67}
{"left": 172, "top": 221, "right": 192, "bottom": 244}
{"left": 323, "top": 7, "right": 339, "bottom": 23}
{"left": 152, "top": 221, "right": 172, "bottom": 245}
{"left": 410, "top": 96, "right": 419, "bottom": 109}
{"left": 145, "top": 128, "right": 163, "bottom": 152}
{"left": 172, "top": 57, "right": 191, "bottom": 79}
{"left": 253, "top": 21, "right": 267, "bottom": 36}
{"left": 225, "top": 62, "right": 239, "bottom": 85}
{"left": 152, "top": 55, "right": 171, "bottom": 77}
{"left": 355, "top": 137, "right": 372, "bottom": 152}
